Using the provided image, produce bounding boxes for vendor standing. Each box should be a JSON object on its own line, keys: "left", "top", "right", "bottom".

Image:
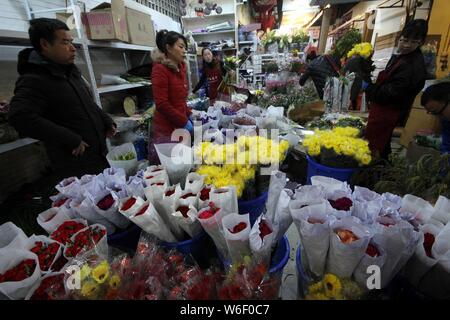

{"left": 9, "top": 18, "right": 116, "bottom": 180}
{"left": 421, "top": 81, "right": 450, "bottom": 153}
{"left": 149, "top": 30, "right": 192, "bottom": 164}
{"left": 364, "top": 19, "right": 428, "bottom": 159}
{"left": 192, "top": 48, "right": 226, "bottom": 105}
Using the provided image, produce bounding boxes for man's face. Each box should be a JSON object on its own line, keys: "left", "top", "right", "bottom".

{"left": 41, "top": 30, "right": 76, "bottom": 65}
{"left": 397, "top": 36, "right": 422, "bottom": 55}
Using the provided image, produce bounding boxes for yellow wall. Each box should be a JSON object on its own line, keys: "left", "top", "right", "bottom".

{"left": 428, "top": 0, "right": 450, "bottom": 79}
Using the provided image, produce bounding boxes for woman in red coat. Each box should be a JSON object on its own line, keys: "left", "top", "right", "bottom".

{"left": 149, "top": 30, "right": 192, "bottom": 164}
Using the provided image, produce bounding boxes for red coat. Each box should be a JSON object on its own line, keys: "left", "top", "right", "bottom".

{"left": 151, "top": 62, "right": 191, "bottom": 140}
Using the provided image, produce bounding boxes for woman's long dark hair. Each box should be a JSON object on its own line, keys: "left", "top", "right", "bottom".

{"left": 156, "top": 29, "right": 187, "bottom": 54}
{"left": 201, "top": 47, "right": 220, "bottom": 70}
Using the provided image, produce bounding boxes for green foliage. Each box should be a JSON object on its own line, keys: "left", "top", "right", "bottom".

{"left": 335, "top": 29, "right": 362, "bottom": 59}
{"left": 368, "top": 153, "right": 450, "bottom": 204}
{"left": 114, "top": 151, "right": 136, "bottom": 161}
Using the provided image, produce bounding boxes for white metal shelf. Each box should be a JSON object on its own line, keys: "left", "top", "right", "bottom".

{"left": 182, "top": 13, "right": 235, "bottom": 20}
{"left": 192, "top": 29, "right": 235, "bottom": 36}
{"left": 73, "top": 39, "right": 154, "bottom": 51}
{"left": 97, "top": 83, "right": 150, "bottom": 94}
{"left": 239, "top": 41, "right": 254, "bottom": 44}
{"left": 0, "top": 138, "right": 39, "bottom": 154}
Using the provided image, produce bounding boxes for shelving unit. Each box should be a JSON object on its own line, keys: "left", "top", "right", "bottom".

{"left": 0, "top": 1, "right": 155, "bottom": 154}
{"left": 97, "top": 83, "right": 150, "bottom": 94}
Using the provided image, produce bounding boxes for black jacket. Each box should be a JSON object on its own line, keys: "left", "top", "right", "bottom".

{"left": 299, "top": 54, "right": 341, "bottom": 99}
{"left": 366, "top": 49, "right": 426, "bottom": 125}
{"left": 342, "top": 55, "right": 374, "bottom": 102}
{"left": 9, "top": 49, "right": 114, "bottom": 178}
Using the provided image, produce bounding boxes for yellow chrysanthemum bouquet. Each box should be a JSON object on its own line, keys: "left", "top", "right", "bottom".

{"left": 347, "top": 42, "right": 373, "bottom": 59}
{"left": 303, "top": 127, "right": 372, "bottom": 168}
{"left": 194, "top": 135, "right": 290, "bottom": 199}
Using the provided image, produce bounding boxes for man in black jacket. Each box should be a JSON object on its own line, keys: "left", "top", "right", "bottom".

{"left": 299, "top": 53, "right": 341, "bottom": 99}
{"left": 9, "top": 18, "right": 116, "bottom": 179}
{"left": 365, "top": 19, "right": 428, "bottom": 159}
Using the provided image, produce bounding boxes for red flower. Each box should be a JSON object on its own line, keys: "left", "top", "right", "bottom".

{"left": 336, "top": 229, "right": 359, "bottom": 244}
{"left": 53, "top": 198, "right": 68, "bottom": 208}
{"left": 229, "top": 222, "right": 247, "bottom": 234}
{"left": 198, "top": 203, "right": 220, "bottom": 219}
{"left": 180, "top": 193, "right": 196, "bottom": 199}
{"left": 258, "top": 220, "right": 272, "bottom": 240}
{"left": 0, "top": 259, "right": 36, "bottom": 283}
{"left": 50, "top": 221, "right": 86, "bottom": 245}
{"left": 199, "top": 187, "right": 211, "bottom": 201}
{"left": 30, "top": 274, "right": 65, "bottom": 300}
{"left": 64, "top": 226, "right": 106, "bottom": 258}
{"left": 97, "top": 194, "right": 115, "bottom": 210}
{"left": 423, "top": 233, "right": 435, "bottom": 258}
{"left": 165, "top": 188, "right": 176, "bottom": 197}
{"left": 329, "top": 197, "right": 353, "bottom": 211}
{"left": 121, "top": 197, "right": 136, "bottom": 211}
{"left": 136, "top": 204, "right": 150, "bottom": 217}
{"left": 51, "top": 256, "right": 68, "bottom": 272}
{"left": 366, "top": 243, "right": 380, "bottom": 257}
{"left": 145, "top": 175, "right": 154, "bottom": 180}
{"left": 151, "top": 182, "right": 165, "bottom": 186}
{"left": 151, "top": 168, "right": 163, "bottom": 172}
{"left": 30, "top": 241, "right": 61, "bottom": 271}
{"left": 177, "top": 206, "right": 190, "bottom": 218}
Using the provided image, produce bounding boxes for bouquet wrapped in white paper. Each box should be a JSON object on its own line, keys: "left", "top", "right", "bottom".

{"left": 327, "top": 217, "right": 372, "bottom": 278}
{"left": 222, "top": 213, "right": 252, "bottom": 264}
{"left": 129, "top": 201, "right": 177, "bottom": 243}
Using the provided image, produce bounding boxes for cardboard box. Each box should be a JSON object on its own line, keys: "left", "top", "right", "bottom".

{"left": 406, "top": 141, "right": 441, "bottom": 164}
{"left": 400, "top": 93, "right": 442, "bottom": 147}
{"left": 55, "top": 13, "right": 79, "bottom": 38}
{"left": 84, "top": 0, "right": 129, "bottom": 42}
{"left": 126, "top": 7, "right": 155, "bottom": 46}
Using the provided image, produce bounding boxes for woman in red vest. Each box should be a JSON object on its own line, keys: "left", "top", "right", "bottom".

{"left": 193, "top": 48, "right": 225, "bottom": 105}
{"left": 149, "top": 30, "right": 192, "bottom": 164}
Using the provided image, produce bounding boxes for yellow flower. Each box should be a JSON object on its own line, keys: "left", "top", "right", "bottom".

{"left": 308, "top": 281, "right": 323, "bottom": 294}
{"left": 323, "top": 274, "right": 342, "bottom": 299}
{"left": 92, "top": 261, "right": 110, "bottom": 284}
{"left": 109, "top": 274, "right": 121, "bottom": 290}
{"left": 306, "top": 293, "right": 329, "bottom": 300}
{"left": 80, "top": 265, "right": 91, "bottom": 281}
{"left": 81, "top": 281, "right": 100, "bottom": 299}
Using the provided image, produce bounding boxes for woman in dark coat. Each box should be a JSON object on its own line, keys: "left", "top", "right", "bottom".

{"left": 192, "top": 48, "right": 226, "bottom": 105}
{"left": 364, "top": 19, "right": 428, "bottom": 159}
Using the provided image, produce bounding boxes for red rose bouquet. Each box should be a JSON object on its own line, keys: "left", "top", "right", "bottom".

{"left": 0, "top": 250, "right": 41, "bottom": 299}
{"left": 27, "top": 273, "right": 66, "bottom": 300}
{"left": 50, "top": 220, "right": 87, "bottom": 245}
{"left": 28, "top": 236, "right": 62, "bottom": 272}
{"left": 64, "top": 224, "right": 107, "bottom": 259}
{"left": 222, "top": 213, "right": 251, "bottom": 264}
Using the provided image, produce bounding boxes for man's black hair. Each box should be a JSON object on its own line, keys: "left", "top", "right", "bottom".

{"left": 421, "top": 82, "right": 450, "bottom": 106}
{"left": 400, "top": 19, "right": 428, "bottom": 41}
{"left": 29, "top": 18, "right": 69, "bottom": 52}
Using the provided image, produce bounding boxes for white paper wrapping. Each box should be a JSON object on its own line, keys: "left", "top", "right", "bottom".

{"left": 0, "top": 222, "right": 29, "bottom": 251}
{"left": 327, "top": 217, "right": 372, "bottom": 278}
{"left": 209, "top": 186, "right": 238, "bottom": 217}
{"left": 222, "top": 213, "right": 252, "bottom": 264}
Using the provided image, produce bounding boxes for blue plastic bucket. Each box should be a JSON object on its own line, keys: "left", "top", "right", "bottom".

{"left": 160, "top": 231, "right": 216, "bottom": 267}
{"left": 295, "top": 245, "right": 311, "bottom": 298}
{"left": 238, "top": 191, "right": 268, "bottom": 227}
{"left": 108, "top": 224, "right": 142, "bottom": 251}
{"left": 306, "top": 155, "right": 358, "bottom": 185}
{"left": 218, "top": 235, "right": 290, "bottom": 276}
